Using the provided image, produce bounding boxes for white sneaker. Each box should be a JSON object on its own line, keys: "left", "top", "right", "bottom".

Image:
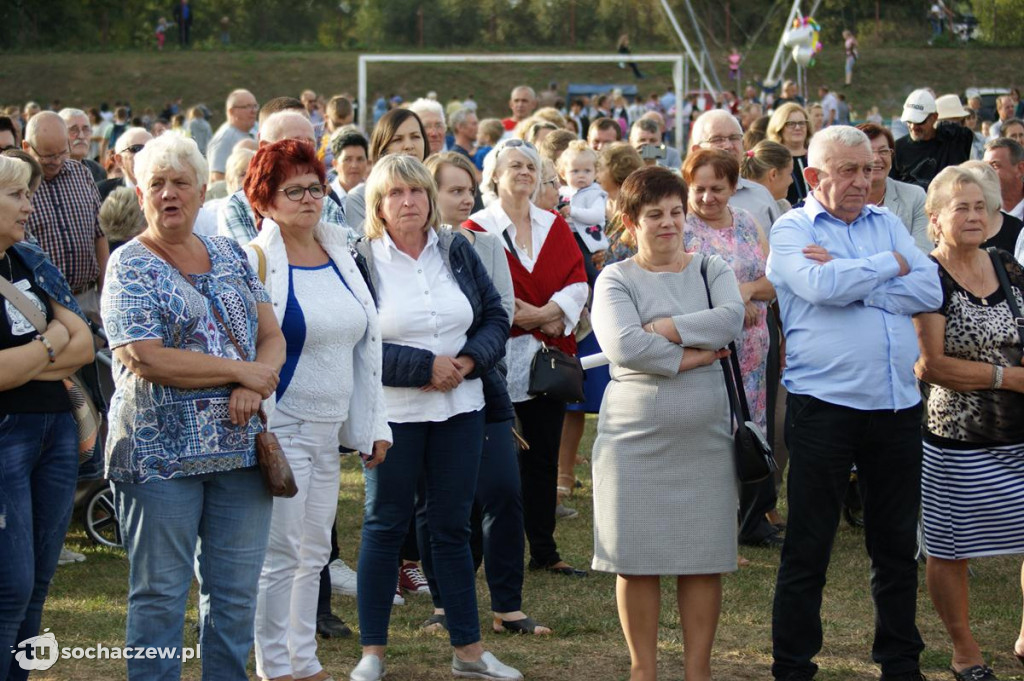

{"left": 393, "top": 580, "right": 405, "bottom": 606}
{"left": 330, "top": 558, "right": 358, "bottom": 596}
{"left": 452, "top": 651, "right": 523, "bottom": 680}
{"left": 58, "top": 547, "right": 86, "bottom": 565}
{"left": 350, "top": 654, "right": 386, "bottom": 681}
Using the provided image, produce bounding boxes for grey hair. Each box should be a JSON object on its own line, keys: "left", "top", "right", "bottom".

{"left": 690, "top": 110, "right": 741, "bottom": 146}
{"left": 927, "top": 165, "right": 1000, "bottom": 242}
{"left": 807, "top": 125, "right": 870, "bottom": 169}
{"left": 957, "top": 161, "right": 1003, "bottom": 216}
{"left": 260, "top": 110, "right": 315, "bottom": 144}
{"left": 449, "top": 107, "right": 475, "bottom": 131}
{"left": 98, "top": 187, "right": 146, "bottom": 242}
{"left": 134, "top": 133, "right": 208, "bottom": 190}
{"left": 984, "top": 136, "right": 1024, "bottom": 165}
{"left": 24, "top": 111, "right": 66, "bottom": 146}
{"left": 225, "top": 147, "right": 255, "bottom": 195}
{"left": 0, "top": 155, "right": 31, "bottom": 192}
{"left": 58, "top": 108, "right": 88, "bottom": 122}
{"left": 480, "top": 140, "right": 542, "bottom": 206}
{"left": 409, "top": 98, "right": 446, "bottom": 128}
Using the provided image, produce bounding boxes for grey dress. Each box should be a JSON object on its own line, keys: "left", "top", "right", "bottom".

{"left": 590, "top": 253, "right": 745, "bottom": 575}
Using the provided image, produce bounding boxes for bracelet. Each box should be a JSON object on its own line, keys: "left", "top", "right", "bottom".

{"left": 993, "top": 364, "right": 1004, "bottom": 390}
{"left": 35, "top": 334, "right": 56, "bottom": 363}
{"left": 647, "top": 322, "right": 656, "bottom": 333}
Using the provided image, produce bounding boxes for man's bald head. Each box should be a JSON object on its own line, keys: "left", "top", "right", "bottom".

{"left": 23, "top": 112, "right": 69, "bottom": 180}
{"left": 116, "top": 127, "right": 154, "bottom": 185}
{"left": 226, "top": 89, "right": 258, "bottom": 132}
{"left": 259, "top": 111, "right": 316, "bottom": 146}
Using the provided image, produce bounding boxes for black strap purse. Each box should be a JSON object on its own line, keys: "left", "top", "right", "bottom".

{"left": 699, "top": 256, "right": 777, "bottom": 484}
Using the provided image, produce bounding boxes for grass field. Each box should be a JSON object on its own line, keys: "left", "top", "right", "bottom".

{"left": 35, "top": 415, "right": 1024, "bottom": 681}
{"left": 2, "top": 45, "right": 1023, "bottom": 132}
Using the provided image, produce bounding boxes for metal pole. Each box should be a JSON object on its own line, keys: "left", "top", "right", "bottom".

{"left": 358, "top": 55, "right": 367, "bottom": 133}
{"left": 681, "top": 0, "right": 723, "bottom": 93}
{"left": 657, "top": 0, "right": 718, "bottom": 96}
{"left": 674, "top": 58, "right": 684, "bottom": 156}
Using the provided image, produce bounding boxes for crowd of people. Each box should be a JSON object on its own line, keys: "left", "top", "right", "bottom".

{"left": 2, "top": 73, "right": 1024, "bottom": 681}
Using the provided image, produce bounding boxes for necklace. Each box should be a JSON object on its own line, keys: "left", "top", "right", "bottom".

{"left": 939, "top": 252, "right": 991, "bottom": 305}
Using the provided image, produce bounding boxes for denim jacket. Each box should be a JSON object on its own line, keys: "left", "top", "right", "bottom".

{"left": 353, "top": 229, "right": 514, "bottom": 423}
{"left": 11, "top": 241, "right": 87, "bottom": 322}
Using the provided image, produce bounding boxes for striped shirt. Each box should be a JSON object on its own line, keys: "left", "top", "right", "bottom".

{"left": 25, "top": 159, "right": 103, "bottom": 291}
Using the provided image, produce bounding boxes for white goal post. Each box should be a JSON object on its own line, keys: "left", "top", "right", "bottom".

{"left": 357, "top": 53, "right": 688, "bottom": 156}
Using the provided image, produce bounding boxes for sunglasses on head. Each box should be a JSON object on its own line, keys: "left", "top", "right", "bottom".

{"left": 119, "top": 144, "right": 146, "bottom": 154}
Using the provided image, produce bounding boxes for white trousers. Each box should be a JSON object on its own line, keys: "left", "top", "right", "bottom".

{"left": 254, "top": 412, "right": 342, "bottom": 679}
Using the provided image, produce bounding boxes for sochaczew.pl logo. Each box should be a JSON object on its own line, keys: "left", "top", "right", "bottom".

{"left": 11, "top": 630, "right": 201, "bottom": 670}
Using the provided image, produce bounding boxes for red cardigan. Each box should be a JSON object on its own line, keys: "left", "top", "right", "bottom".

{"left": 465, "top": 212, "right": 587, "bottom": 355}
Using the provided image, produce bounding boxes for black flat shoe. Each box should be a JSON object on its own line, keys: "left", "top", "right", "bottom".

{"left": 740, "top": 533, "right": 785, "bottom": 549}
{"left": 528, "top": 560, "right": 588, "bottom": 577}
{"left": 316, "top": 613, "right": 352, "bottom": 639}
{"left": 951, "top": 665, "right": 997, "bottom": 681}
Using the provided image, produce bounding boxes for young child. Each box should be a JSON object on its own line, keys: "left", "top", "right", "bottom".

{"left": 556, "top": 140, "right": 608, "bottom": 287}
{"left": 155, "top": 17, "right": 168, "bottom": 50}
{"left": 473, "top": 118, "right": 504, "bottom": 171}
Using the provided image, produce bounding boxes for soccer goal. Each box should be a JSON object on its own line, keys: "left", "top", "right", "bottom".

{"left": 357, "top": 53, "right": 693, "bottom": 155}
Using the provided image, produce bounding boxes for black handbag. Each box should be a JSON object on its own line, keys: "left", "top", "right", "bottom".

{"left": 988, "top": 247, "right": 1024, "bottom": 349}
{"left": 699, "top": 256, "right": 777, "bottom": 484}
{"left": 527, "top": 342, "right": 585, "bottom": 404}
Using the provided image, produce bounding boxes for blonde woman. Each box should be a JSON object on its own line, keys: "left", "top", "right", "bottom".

{"left": 766, "top": 102, "right": 812, "bottom": 206}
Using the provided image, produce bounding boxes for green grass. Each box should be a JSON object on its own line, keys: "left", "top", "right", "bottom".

{"left": 38, "top": 415, "right": 1024, "bottom": 680}
{"left": 2, "top": 45, "right": 1024, "bottom": 132}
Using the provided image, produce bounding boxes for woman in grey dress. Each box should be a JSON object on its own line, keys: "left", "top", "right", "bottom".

{"left": 590, "top": 166, "right": 745, "bottom": 681}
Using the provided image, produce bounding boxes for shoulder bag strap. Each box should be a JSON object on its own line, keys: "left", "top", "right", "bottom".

{"left": 501, "top": 229, "right": 521, "bottom": 264}
{"left": 250, "top": 243, "right": 267, "bottom": 284}
{"left": 699, "top": 255, "right": 751, "bottom": 425}
{"left": 987, "top": 247, "right": 1024, "bottom": 348}
{"left": 0, "top": 271, "right": 47, "bottom": 334}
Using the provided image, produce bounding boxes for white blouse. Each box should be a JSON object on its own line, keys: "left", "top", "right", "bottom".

{"left": 371, "top": 229, "right": 484, "bottom": 422}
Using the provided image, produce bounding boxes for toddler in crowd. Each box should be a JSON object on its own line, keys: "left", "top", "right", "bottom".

{"left": 473, "top": 117, "right": 504, "bottom": 171}
{"left": 155, "top": 17, "right": 168, "bottom": 50}
{"left": 556, "top": 140, "right": 608, "bottom": 285}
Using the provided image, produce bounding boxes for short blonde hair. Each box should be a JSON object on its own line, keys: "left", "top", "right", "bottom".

{"left": 925, "top": 165, "right": 999, "bottom": 243}
{"left": 0, "top": 155, "right": 31, "bottom": 192}
{"left": 556, "top": 139, "right": 598, "bottom": 178}
{"left": 363, "top": 154, "right": 441, "bottom": 239}
{"left": 134, "top": 134, "right": 208, "bottom": 190}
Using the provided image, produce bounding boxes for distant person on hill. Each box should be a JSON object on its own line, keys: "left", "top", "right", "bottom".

{"left": 843, "top": 30, "right": 858, "bottom": 86}
{"left": 173, "top": 0, "right": 193, "bottom": 47}
{"left": 187, "top": 105, "right": 213, "bottom": 157}
{"left": 616, "top": 33, "right": 645, "bottom": 79}
{"left": 502, "top": 86, "right": 537, "bottom": 133}
{"left": 155, "top": 17, "right": 168, "bottom": 50}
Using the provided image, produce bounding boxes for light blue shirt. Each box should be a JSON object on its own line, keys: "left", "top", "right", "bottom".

{"left": 766, "top": 194, "right": 942, "bottom": 411}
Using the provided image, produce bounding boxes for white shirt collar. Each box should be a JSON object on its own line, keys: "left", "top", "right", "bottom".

{"left": 376, "top": 226, "right": 438, "bottom": 263}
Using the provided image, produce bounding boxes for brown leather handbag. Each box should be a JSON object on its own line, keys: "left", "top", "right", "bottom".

{"left": 139, "top": 236, "right": 297, "bottom": 497}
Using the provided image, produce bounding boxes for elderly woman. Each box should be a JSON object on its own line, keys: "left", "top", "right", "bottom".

{"left": 0, "top": 155, "right": 94, "bottom": 681}
{"left": 350, "top": 154, "right": 518, "bottom": 681}
{"left": 591, "top": 166, "right": 744, "bottom": 681}
{"left": 683, "top": 149, "right": 779, "bottom": 549}
{"left": 101, "top": 134, "right": 286, "bottom": 680}
{"left": 243, "top": 139, "right": 390, "bottom": 681}
{"left": 418, "top": 151, "right": 549, "bottom": 635}
{"left": 466, "top": 138, "right": 589, "bottom": 578}
{"left": 766, "top": 102, "right": 812, "bottom": 207}
{"left": 914, "top": 166, "right": 1024, "bottom": 681}
{"left": 856, "top": 123, "right": 931, "bottom": 253}
{"left": 345, "top": 108, "right": 429, "bottom": 232}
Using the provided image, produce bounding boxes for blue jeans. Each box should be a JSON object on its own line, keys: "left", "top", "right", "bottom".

{"left": 418, "top": 419, "right": 525, "bottom": 612}
{"left": 113, "top": 467, "right": 272, "bottom": 681}
{"left": 0, "top": 412, "right": 78, "bottom": 681}
{"left": 357, "top": 410, "right": 484, "bottom": 647}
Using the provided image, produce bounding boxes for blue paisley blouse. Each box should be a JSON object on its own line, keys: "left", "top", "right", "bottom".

{"left": 101, "top": 235, "right": 270, "bottom": 483}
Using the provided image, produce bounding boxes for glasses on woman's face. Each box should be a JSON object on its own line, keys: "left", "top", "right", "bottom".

{"left": 872, "top": 147, "right": 893, "bottom": 158}
{"left": 784, "top": 120, "right": 808, "bottom": 129}
{"left": 278, "top": 183, "right": 327, "bottom": 201}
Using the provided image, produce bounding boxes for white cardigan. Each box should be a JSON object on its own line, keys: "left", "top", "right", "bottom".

{"left": 244, "top": 219, "right": 391, "bottom": 452}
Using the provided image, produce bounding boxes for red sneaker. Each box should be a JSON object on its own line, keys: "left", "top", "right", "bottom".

{"left": 399, "top": 562, "right": 430, "bottom": 595}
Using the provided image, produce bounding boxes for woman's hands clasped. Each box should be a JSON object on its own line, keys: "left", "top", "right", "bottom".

{"left": 422, "top": 354, "right": 477, "bottom": 392}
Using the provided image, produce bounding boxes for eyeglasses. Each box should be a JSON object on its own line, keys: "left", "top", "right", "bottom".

{"left": 702, "top": 134, "right": 743, "bottom": 146}
{"left": 872, "top": 147, "right": 893, "bottom": 158}
{"left": 231, "top": 103, "right": 258, "bottom": 111}
{"left": 541, "top": 178, "right": 559, "bottom": 189}
{"left": 27, "top": 142, "right": 69, "bottom": 163}
{"left": 119, "top": 144, "right": 146, "bottom": 154}
{"left": 278, "top": 184, "right": 327, "bottom": 201}
{"left": 783, "top": 121, "right": 808, "bottom": 128}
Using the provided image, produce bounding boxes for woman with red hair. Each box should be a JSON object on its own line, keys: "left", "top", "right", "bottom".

{"left": 244, "top": 139, "right": 392, "bottom": 681}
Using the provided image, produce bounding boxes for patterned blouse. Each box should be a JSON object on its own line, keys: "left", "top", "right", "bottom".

{"left": 101, "top": 235, "right": 270, "bottom": 483}
{"left": 926, "top": 249, "right": 1024, "bottom": 446}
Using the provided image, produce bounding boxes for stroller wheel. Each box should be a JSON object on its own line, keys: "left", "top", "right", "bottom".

{"left": 85, "top": 485, "right": 122, "bottom": 548}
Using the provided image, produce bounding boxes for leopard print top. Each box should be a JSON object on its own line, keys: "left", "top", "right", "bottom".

{"left": 925, "top": 249, "right": 1024, "bottom": 446}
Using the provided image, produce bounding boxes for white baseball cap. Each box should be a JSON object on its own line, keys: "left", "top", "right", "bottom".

{"left": 935, "top": 94, "right": 970, "bottom": 120}
{"left": 902, "top": 89, "right": 937, "bottom": 124}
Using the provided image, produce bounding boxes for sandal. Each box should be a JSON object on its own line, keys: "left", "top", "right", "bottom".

{"left": 493, "top": 616, "right": 550, "bottom": 635}
{"left": 421, "top": 613, "right": 447, "bottom": 632}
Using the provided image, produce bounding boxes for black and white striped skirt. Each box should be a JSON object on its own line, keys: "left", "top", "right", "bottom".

{"left": 922, "top": 439, "right": 1024, "bottom": 560}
